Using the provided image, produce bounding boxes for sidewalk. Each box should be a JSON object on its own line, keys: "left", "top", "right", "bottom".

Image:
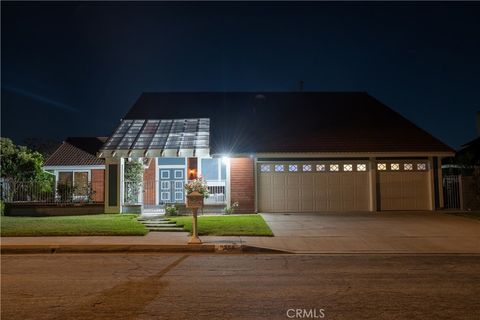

{"left": 0, "top": 232, "right": 287, "bottom": 254}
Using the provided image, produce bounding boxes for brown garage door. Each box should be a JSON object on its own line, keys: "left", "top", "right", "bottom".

{"left": 377, "top": 161, "right": 432, "bottom": 210}
{"left": 258, "top": 161, "right": 371, "bottom": 213}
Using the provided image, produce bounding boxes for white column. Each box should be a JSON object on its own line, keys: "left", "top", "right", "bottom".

{"left": 369, "top": 157, "right": 377, "bottom": 212}
{"left": 104, "top": 157, "right": 125, "bottom": 213}
{"left": 226, "top": 158, "right": 231, "bottom": 207}
{"left": 428, "top": 157, "right": 435, "bottom": 211}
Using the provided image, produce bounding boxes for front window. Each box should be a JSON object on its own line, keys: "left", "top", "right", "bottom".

{"left": 57, "top": 171, "right": 89, "bottom": 199}
{"left": 74, "top": 172, "right": 89, "bottom": 196}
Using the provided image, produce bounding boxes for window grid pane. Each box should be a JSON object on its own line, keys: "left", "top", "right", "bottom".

{"left": 391, "top": 163, "right": 400, "bottom": 171}
{"left": 329, "top": 164, "right": 339, "bottom": 172}
{"left": 316, "top": 164, "right": 326, "bottom": 172}
{"left": 260, "top": 164, "right": 271, "bottom": 172}
{"left": 377, "top": 163, "right": 387, "bottom": 171}
{"left": 343, "top": 164, "right": 353, "bottom": 172}
{"left": 288, "top": 165, "right": 298, "bottom": 172}
{"left": 417, "top": 163, "right": 427, "bottom": 171}
{"left": 302, "top": 164, "right": 312, "bottom": 172}
{"left": 357, "top": 164, "right": 367, "bottom": 171}
{"left": 274, "top": 165, "right": 284, "bottom": 172}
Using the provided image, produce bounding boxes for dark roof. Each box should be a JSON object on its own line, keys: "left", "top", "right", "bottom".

{"left": 124, "top": 92, "right": 454, "bottom": 154}
{"left": 44, "top": 137, "right": 107, "bottom": 166}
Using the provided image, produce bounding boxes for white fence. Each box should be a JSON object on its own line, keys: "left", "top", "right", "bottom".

{"left": 443, "top": 175, "right": 462, "bottom": 209}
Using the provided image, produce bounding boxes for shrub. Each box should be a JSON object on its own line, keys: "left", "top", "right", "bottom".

{"left": 224, "top": 201, "right": 239, "bottom": 215}
{"left": 165, "top": 204, "right": 178, "bottom": 216}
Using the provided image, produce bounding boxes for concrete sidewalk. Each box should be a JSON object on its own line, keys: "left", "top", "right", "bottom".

{"left": 0, "top": 232, "right": 285, "bottom": 254}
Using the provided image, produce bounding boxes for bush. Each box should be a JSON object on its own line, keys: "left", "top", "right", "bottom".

{"left": 165, "top": 204, "right": 178, "bottom": 216}
{"left": 224, "top": 201, "right": 239, "bottom": 215}
{"left": 0, "top": 201, "right": 4, "bottom": 216}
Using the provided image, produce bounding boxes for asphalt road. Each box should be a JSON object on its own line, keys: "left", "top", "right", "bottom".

{"left": 2, "top": 254, "right": 479, "bottom": 320}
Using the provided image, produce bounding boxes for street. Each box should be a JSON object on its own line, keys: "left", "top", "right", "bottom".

{"left": 2, "top": 253, "right": 480, "bottom": 320}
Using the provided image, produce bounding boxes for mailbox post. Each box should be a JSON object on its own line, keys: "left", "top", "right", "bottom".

{"left": 186, "top": 191, "right": 203, "bottom": 244}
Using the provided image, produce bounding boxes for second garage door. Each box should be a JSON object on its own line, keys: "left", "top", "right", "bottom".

{"left": 258, "top": 161, "right": 371, "bottom": 212}
{"left": 377, "top": 161, "right": 432, "bottom": 210}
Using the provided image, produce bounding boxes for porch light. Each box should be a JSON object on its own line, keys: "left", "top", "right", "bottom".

{"left": 222, "top": 155, "right": 230, "bottom": 164}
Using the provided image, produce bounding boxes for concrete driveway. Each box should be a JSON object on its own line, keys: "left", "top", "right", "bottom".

{"left": 242, "top": 212, "right": 480, "bottom": 253}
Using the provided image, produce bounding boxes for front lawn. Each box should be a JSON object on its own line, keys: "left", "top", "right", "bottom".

{"left": 1, "top": 214, "right": 148, "bottom": 237}
{"left": 169, "top": 214, "right": 273, "bottom": 236}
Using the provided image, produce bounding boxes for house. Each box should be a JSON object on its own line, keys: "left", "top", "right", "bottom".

{"left": 43, "top": 137, "right": 107, "bottom": 203}
{"left": 45, "top": 92, "right": 454, "bottom": 214}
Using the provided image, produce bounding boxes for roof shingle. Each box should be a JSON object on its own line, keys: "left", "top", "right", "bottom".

{"left": 44, "top": 137, "right": 107, "bottom": 166}
{"left": 124, "top": 92, "right": 454, "bottom": 154}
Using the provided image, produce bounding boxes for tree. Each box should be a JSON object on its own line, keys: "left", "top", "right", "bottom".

{"left": 1, "top": 137, "right": 53, "bottom": 203}
{"left": 1, "top": 137, "right": 50, "bottom": 181}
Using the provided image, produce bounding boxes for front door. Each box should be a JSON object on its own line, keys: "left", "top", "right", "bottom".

{"left": 159, "top": 168, "right": 185, "bottom": 204}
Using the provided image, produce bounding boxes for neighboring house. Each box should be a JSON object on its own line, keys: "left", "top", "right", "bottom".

{"left": 44, "top": 137, "right": 107, "bottom": 203}
{"left": 46, "top": 92, "right": 454, "bottom": 213}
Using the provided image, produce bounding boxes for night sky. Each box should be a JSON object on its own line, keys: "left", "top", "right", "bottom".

{"left": 1, "top": 1, "right": 479, "bottom": 150}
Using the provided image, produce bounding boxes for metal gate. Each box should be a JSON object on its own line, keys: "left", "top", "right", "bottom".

{"left": 443, "top": 175, "right": 462, "bottom": 209}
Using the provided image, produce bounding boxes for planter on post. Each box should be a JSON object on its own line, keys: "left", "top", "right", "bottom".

{"left": 186, "top": 191, "right": 203, "bottom": 244}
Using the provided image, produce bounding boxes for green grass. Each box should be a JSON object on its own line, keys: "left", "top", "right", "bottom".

{"left": 1, "top": 214, "right": 148, "bottom": 237}
{"left": 169, "top": 214, "right": 273, "bottom": 236}
{"left": 443, "top": 211, "right": 480, "bottom": 221}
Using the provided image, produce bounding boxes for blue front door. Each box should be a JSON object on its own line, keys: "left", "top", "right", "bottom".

{"left": 159, "top": 168, "right": 185, "bottom": 204}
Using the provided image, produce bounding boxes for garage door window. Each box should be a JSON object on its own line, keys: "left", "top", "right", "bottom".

{"left": 316, "top": 164, "right": 326, "bottom": 172}
{"left": 260, "top": 164, "right": 271, "bottom": 172}
{"left": 357, "top": 164, "right": 367, "bottom": 171}
{"left": 343, "top": 164, "right": 353, "bottom": 172}
{"left": 274, "top": 165, "right": 284, "bottom": 172}
{"left": 377, "top": 163, "right": 387, "bottom": 171}
{"left": 302, "top": 164, "right": 312, "bottom": 172}
{"left": 404, "top": 163, "right": 413, "bottom": 171}
{"left": 417, "top": 163, "right": 427, "bottom": 171}
{"left": 288, "top": 165, "right": 298, "bottom": 172}
{"left": 391, "top": 163, "right": 400, "bottom": 171}
{"left": 329, "top": 164, "right": 339, "bottom": 172}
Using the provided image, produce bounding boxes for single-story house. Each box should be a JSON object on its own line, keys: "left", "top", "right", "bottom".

{"left": 44, "top": 92, "right": 454, "bottom": 213}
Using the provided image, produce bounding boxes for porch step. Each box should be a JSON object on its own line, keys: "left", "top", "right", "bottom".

{"left": 148, "top": 227, "right": 186, "bottom": 232}
{"left": 137, "top": 217, "right": 168, "bottom": 222}
{"left": 143, "top": 222, "right": 177, "bottom": 227}
{"left": 138, "top": 217, "right": 185, "bottom": 232}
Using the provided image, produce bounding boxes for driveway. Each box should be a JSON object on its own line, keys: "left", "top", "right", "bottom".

{"left": 242, "top": 212, "right": 480, "bottom": 253}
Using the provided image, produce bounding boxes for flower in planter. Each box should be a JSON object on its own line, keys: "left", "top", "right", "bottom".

{"left": 184, "top": 177, "right": 210, "bottom": 198}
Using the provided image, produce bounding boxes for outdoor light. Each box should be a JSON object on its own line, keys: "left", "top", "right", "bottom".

{"left": 222, "top": 155, "right": 230, "bottom": 164}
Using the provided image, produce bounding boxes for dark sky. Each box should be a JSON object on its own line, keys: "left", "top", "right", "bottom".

{"left": 1, "top": 1, "right": 479, "bottom": 150}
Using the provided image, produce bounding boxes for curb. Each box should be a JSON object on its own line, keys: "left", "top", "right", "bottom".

{"left": 1, "top": 244, "right": 290, "bottom": 254}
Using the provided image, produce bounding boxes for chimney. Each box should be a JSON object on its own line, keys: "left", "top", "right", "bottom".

{"left": 477, "top": 111, "right": 480, "bottom": 136}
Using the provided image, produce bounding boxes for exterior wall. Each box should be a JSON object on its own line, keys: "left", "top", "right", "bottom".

{"left": 143, "top": 158, "right": 157, "bottom": 205}
{"left": 230, "top": 157, "right": 255, "bottom": 213}
{"left": 91, "top": 169, "right": 105, "bottom": 203}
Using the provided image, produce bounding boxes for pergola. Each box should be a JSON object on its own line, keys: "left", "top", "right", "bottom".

{"left": 99, "top": 118, "right": 210, "bottom": 213}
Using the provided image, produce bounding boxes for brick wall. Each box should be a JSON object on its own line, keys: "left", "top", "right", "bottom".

{"left": 143, "top": 158, "right": 157, "bottom": 205}
{"left": 91, "top": 169, "right": 105, "bottom": 203}
{"left": 230, "top": 157, "right": 255, "bottom": 213}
